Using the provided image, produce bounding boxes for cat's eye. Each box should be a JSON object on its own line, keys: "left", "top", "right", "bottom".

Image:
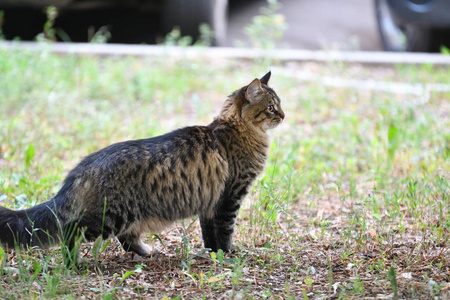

{"left": 268, "top": 105, "right": 275, "bottom": 112}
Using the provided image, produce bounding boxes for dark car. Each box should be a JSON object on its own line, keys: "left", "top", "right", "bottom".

{"left": 0, "top": 0, "right": 228, "bottom": 45}
{"left": 375, "top": 0, "right": 450, "bottom": 52}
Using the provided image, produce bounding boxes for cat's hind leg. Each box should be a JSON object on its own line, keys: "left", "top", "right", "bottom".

{"left": 117, "top": 233, "right": 152, "bottom": 256}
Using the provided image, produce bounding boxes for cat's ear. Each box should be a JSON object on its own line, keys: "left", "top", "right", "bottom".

{"left": 245, "top": 78, "right": 263, "bottom": 104}
{"left": 260, "top": 71, "right": 271, "bottom": 85}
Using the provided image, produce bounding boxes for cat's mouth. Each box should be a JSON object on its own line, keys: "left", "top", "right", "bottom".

{"left": 263, "top": 117, "right": 284, "bottom": 130}
{"left": 273, "top": 116, "right": 284, "bottom": 126}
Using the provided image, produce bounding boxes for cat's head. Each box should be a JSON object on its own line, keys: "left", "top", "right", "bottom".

{"left": 240, "top": 71, "right": 285, "bottom": 131}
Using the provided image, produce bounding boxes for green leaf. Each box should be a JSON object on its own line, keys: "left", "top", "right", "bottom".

{"left": 92, "top": 236, "right": 103, "bottom": 260}
{"left": 120, "top": 264, "right": 144, "bottom": 284}
{"left": 217, "top": 249, "right": 224, "bottom": 266}
{"left": 0, "top": 247, "right": 4, "bottom": 268}
{"left": 103, "top": 293, "right": 115, "bottom": 300}
{"left": 387, "top": 266, "right": 398, "bottom": 300}
{"left": 31, "top": 261, "right": 43, "bottom": 282}
{"left": 149, "top": 234, "right": 165, "bottom": 247}
{"left": 25, "top": 143, "right": 35, "bottom": 168}
{"left": 387, "top": 122, "right": 399, "bottom": 161}
{"left": 304, "top": 277, "right": 314, "bottom": 289}
{"left": 120, "top": 270, "right": 136, "bottom": 284}
{"left": 100, "top": 239, "right": 111, "bottom": 253}
{"left": 372, "top": 213, "right": 381, "bottom": 221}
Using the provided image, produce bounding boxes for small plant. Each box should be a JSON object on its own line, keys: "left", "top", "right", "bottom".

{"left": 36, "top": 6, "right": 58, "bottom": 42}
{"left": 230, "top": 255, "right": 247, "bottom": 288}
{"left": 387, "top": 120, "right": 401, "bottom": 165}
{"left": 195, "top": 23, "right": 214, "bottom": 47}
{"left": 120, "top": 264, "right": 145, "bottom": 284}
{"left": 24, "top": 143, "right": 35, "bottom": 168}
{"left": 163, "top": 26, "right": 193, "bottom": 46}
{"left": 387, "top": 266, "right": 398, "bottom": 300}
{"left": 162, "top": 23, "right": 213, "bottom": 47}
{"left": 0, "top": 246, "right": 4, "bottom": 272}
{"left": 0, "top": 11, "right": 4, "bottom": 40}
{"left": 91, "top": 236, "right": 111, "bottom": 267}
{"left": 88, "top": 26, "right": 112, "bottom": 44}
{"left": 210, "top": 249, "right": 225, "bottom": 268}
{"left": 177, "top": 218, "right": 197, "bottom": 270}
{"left": 241, "top": 0, "right": 288, "bottom": 49}
{"left": 31, "top": 260, "right": 43, "bottom": 283}
{"left": 304, "top": 277, "right": 314, "bottom": 290}
{"left": 440, "top": 45, "right": 450, "bottom": 55}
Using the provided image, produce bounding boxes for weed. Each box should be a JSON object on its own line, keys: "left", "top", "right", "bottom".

{"left": 0, "top": 11, "right": 4, "bottom": 40}
{"left": 177, "top": 218, "right": 197, "bottom": 270}
{"left": 161, "top": 23, "right": 213, "bottom": 47}
{"left": 241, "top": 0, "right": 288, "bottom": 50}
{"left": 120, "top": 264, "right": 145, "bottom": 284}
{"left": 387, "top": 266, "right": 398, "bottom": 299}
{"left": 88, "top": 26, "right": 112, "bottom": 44}
{"left": 440, "top": 45, "right": 450, "bottom": 55}
{"left": 36, "top": 6, "right": 58, "bottom": 42}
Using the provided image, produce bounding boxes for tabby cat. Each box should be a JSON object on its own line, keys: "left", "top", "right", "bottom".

{"left": 0, "top": 71, "right": 284, "bottom": 263}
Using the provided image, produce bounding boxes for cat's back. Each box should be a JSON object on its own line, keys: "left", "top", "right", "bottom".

{"left": 67, "top": 125, "right": 228, "bottom": 202}
{"left": 71, "top": 126, "right": 224, "bottom": 173}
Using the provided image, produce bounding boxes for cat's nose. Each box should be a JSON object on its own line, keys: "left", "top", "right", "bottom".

{"left": 278, "top": 110, "right": 285, "bottom": 120}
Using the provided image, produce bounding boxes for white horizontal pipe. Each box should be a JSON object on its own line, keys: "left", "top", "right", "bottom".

{"left": 2, "top": 41, "right": 450, "bottom": 65}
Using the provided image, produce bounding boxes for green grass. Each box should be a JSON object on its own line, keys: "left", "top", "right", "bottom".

{"left": 0, "top": 46, "right": 449, "bottom": 299}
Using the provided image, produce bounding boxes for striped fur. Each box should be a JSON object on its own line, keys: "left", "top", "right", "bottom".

{"left": 0, "top": 71, "right": 284, "bottom": 261}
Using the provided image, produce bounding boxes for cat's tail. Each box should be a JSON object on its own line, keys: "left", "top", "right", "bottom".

{"left": 0, "top": 197, "right": 66, "bottom": 249}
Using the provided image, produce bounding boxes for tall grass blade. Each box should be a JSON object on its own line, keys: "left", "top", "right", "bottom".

{"left": 387, "top": 266, "right": 398, "bottom": 299}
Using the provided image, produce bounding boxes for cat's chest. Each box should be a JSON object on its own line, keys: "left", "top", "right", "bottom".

{"left": 214, "top": 124, "right": 269, "bottom": 179}
{"left": 228, "top": 141, "right": 268, "bottom": 178}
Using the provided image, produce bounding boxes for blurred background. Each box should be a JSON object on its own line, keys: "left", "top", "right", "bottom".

{"left": 0, "top": 0, "right": 449, "bottom": 52}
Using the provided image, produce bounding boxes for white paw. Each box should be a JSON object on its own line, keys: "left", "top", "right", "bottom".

{"left": 137, "top": 240, "right": 152, "bottom": 256}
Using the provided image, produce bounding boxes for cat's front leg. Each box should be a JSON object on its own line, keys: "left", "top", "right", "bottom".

{"left": 200, "top": 215, "right": 217, "bottom": 251}
{"left": 213, "top": 198, "right": 242, "bottom": 252}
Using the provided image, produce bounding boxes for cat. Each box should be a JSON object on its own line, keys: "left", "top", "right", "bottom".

{"left": 0, "top": 71, "right": 284, "bottom": 264}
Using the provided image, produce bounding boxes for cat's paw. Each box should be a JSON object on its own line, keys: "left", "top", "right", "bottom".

{"left": 214, "top": 244, "right": 237, "bottom": 255}
{"left": 132, "top": 240, "right": 152, "bottom": 257}
{"left": 226, "top": 245, "right": 238, "bottom": 255}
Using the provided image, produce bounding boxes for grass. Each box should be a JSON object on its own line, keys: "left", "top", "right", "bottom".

{"left": 0, "top": 46, "right": 449, "bottom": 299}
